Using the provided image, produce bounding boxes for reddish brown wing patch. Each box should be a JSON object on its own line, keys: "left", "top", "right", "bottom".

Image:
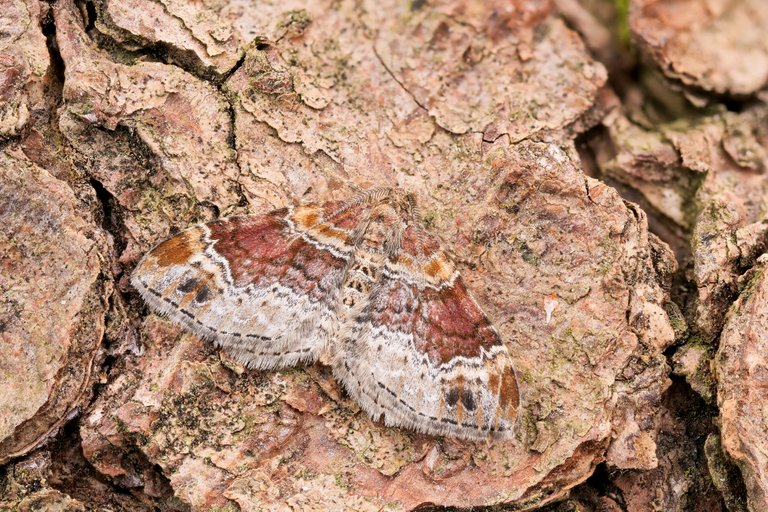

{"left": 419, "top": 278, "right": 502, "bottom": 366}
{"left": 361, "top": 276, "right": 502, "bottom": 367}
{"left": 207, "top": 213, "right": 349, "bottom": 302}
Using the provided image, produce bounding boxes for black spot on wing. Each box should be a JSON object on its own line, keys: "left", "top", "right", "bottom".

{"left": 195, "top": 285, "right": 212, "bottom": 303}
{"left": 460, "top": 389, "right": 476, "bottom": 411}
{"left": 445, "top": 387, "right": 459, "bottom": 408}
{"left": 178, "top": 277, "right": 199, "bottom": 293}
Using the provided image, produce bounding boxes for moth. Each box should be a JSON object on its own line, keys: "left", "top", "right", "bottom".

{"left": 132, "top": 189, "right": 519, "bottom": 440}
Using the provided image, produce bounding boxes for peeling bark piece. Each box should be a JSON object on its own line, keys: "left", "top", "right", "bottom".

{"left": 591, "top": 107, "right": 698, "bottom": 262}
{"left": 672, "top": 344, "right": 716, "bottom": 403}
{"left": 0, "top": 147, "right": 106, "bottom": 464}
{"left": 717, "top": 257, "right": 768, "bottom": 511}
{"left": 92, "top": 0, "right": 243, "bottom": 76}
{"left": 57, "top": 109, "right": 204, "bottom": 266}
{"left": 373, "top": 0, "right": 606, "bottom": 139}
{"left": 631, "top": 0, "right": 768, "bottom": 96}
{"left": 0, "top": 0, "right": 50, "bottom": 138}
{"left": 593, "top": 108, "right": 697, "bottom": 231}
{"left": 594, "top": 105, "right": 768, "bottom": 339}
{"left": 684, "top": 109, "right": 768, "bottom": 339}
{"left": 54, "top": 0, "right": 240, "bottom": 213}
{"left": 92, "top": 0, "right": 320, "bottom": 78}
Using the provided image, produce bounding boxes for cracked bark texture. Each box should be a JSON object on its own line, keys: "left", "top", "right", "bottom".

{"left": 0, "top": 0, "right": 49, "bottom": 137}
{"left": 631, "top": 0, "right": 768, "bottom": 97}
{"left": 1, "top": 0, "right": 767, "bottom": 510}
{"left": 0, "top": 147, "right": 108, "bottom": 466}
{"left": 717, "top": 257, "right": 768, "bottom": 511}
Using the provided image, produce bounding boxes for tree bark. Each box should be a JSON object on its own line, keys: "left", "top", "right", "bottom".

{"left": 1, "top": 0, "right": 767, "bottom": 510}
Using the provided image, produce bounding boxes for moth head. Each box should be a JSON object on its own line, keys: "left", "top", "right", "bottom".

{"left": 361, "top": 203, "right": 405, "bottom": 258}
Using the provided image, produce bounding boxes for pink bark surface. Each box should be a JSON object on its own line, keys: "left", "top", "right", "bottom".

{"left": 2, "top": 0, "right": 767, "bottom": 510}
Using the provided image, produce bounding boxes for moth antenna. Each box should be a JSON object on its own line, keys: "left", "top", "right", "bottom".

{"left": 406, "top": 193, "right": 420, "bottom": 227}
{"left": 407, "top": 195, "right": 431, "bottom": 290}
{"left": 349, "top": 203, "right": 377, "bottom": 248}
{"left": 386, "top": 204, "right": 405, "bottom": 261}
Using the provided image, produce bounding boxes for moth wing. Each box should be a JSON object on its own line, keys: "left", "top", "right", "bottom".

{"left": 131, "top": 210, "right": 351, "bottom": 369}
{"left": 332, "top": 272, "right": 519, "bottom": 440}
